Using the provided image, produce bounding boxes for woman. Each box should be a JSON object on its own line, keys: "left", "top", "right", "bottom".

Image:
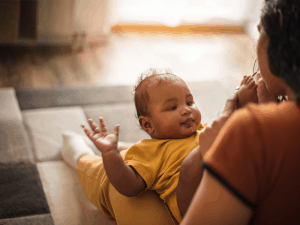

{"left": 180, "top": 0, "right": 300, "bottom": 224}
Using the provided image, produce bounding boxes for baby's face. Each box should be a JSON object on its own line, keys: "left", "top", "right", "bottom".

{"left": 147, "top": 79, "right": 201, "bottom": 139}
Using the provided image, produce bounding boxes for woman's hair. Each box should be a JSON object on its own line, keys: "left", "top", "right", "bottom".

{"left": 261, "top": 0, "right": 300, "bottom": 105}
{"left": 133, "top": 68, "right": 180, "bottom": 118}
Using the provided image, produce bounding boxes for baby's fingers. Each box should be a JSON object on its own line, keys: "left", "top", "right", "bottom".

{"left": 113, "top": 124, "right": 120, "bottom": 138}
{"left": 99, "top": 117, "right": 109, "bottom": 135}
{"left": 88, "top": 119, "right": 100, "bottom": 133}
{"left": 245, "top": 76, "right": 253, "bottom": 85}
{"left": 249, "top": 80, "right": 257, "bottom": 89}
{"left": 81, "top": 124, "right": 93, "bottom": 139}
{"left": 240, "top": 76, "right": 247, "bottom": 85}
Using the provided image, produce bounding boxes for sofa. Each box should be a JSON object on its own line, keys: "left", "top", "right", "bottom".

{"left": 0, "top": 80, "right": 235, "bottom": 224}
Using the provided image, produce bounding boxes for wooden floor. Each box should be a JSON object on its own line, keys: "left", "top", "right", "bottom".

{"left": 0, "top": 27, "right": 257, "bottom": 89}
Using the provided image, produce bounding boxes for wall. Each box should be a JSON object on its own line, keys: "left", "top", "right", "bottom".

{"left": 38, "top": 0, "right": 110, "bottom": 44}
{"left": 243, "top": 0, "right": 264, "bottom": 40}
{"left": 108, "top": 0, "right": 261, "bottom": 27}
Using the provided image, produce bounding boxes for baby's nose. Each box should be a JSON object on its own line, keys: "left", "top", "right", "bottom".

{"left": 181, "top": 106, "right": 192, "bottom": 115}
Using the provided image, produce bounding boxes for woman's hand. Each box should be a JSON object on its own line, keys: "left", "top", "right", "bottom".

{"left": 254, "top": 72, "right": 277, "bottom": 104}
{"left": 81, "top": 117, "right": 120, "bottom": 155}
{"left": 198, "top": 93, "right": 238, "bottom": 156}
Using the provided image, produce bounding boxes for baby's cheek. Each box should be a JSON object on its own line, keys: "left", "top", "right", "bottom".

{"left": 164, "top": 114, "right": 174, "bottom": 122}
{"left": 194, "top": 108, "right": 201, "bottom": 122}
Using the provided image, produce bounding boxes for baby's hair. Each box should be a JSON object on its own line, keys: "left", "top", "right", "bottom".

{"left": 133, "top": 68, "right": 180, "bottom": 118}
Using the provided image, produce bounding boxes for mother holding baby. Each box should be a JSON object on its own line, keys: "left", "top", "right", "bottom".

{"left": 180, "top": 0, "right": 300, "bottom": 224}
{"left": 63, "top": 0, "right": 300, "bottom": 224}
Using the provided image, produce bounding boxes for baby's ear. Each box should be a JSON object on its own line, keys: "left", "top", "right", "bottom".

{"left": 139, "top": 116, "right": 154, "bottom": 135}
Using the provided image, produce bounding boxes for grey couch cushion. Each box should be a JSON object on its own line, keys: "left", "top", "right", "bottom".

{"left": 0, "top": 214, "right": 54, "bottom": 225}
{"left": 0, "top": 163, "right": 51, "bottom": 220}
{"left": 37, "top": 161, "right": 113, "bottom": 225}
{"left": 15, "top": 85, "right": 134, "bottom": 110}
{"left": 22, "top": 106, "right": 89, "bottom": 162}
{"left": 0, "top": 88, "right": 34, "bottom": 164}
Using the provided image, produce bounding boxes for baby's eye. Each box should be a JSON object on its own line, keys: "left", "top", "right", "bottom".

{"left": 168, "top": 106, "right": 177, "bottom": 111}
{"left": 187, "top": 101, "right": 194, "bottom": 106}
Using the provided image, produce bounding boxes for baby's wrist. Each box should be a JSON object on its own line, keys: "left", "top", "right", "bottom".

{"left": 102, "top": 148, "right": 120, "bottom": 157}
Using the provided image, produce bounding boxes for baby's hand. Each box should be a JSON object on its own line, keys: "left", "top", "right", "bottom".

{"left": 237, "top": 75, "right": 258, "bottom": 108}
{"left": 81, "top": 117, "right": 120, "bottom": 155}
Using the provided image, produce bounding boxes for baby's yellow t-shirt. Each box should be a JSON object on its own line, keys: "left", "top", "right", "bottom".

{"left": 123, "top": 124, "right": 205, "bottom": 222}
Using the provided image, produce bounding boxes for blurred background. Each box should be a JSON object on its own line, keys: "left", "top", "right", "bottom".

{"left": 0, "top": 0, "right": 263, "bottom": 88}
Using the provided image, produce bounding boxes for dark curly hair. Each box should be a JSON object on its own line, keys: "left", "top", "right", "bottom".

{"left": 133, "top": 68, "right": 180, "bottom": 118}
{"left": 261, "top": 0, "right": 300, "bottom": 105}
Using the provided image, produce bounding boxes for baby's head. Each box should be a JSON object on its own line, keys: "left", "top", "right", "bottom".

{"left": 133, "top": 69, "right": 201, "bottom": 139}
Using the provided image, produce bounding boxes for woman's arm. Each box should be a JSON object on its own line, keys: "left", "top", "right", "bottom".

{"left": 198, "top": 93, "right": 238, "bottom": 156}
{"left": 181, "top": 170, "right": 252, "bottom": 225}
{"left": 180, "top": 93, "right": 256, "bottom": 224}
{"left": 177, "top": 146, "right": 204, "bottom": 217}
{"left": 177, "top": 93, "right": 238, "bottom": 217}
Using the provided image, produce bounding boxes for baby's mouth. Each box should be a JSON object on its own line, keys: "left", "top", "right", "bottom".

{"left": 181, "top": 118, "right": 194, "bottom": 126}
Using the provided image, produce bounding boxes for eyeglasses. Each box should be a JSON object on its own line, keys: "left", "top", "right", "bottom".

{"left": 252, "top": 58, "right": 259, "bottom": 77}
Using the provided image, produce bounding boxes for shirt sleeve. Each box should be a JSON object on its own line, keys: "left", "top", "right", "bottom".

{"left": 123, "top": 144, "right": 158, "bottom": 190}
{"left": 203, "top": 107, "right": 264, "bottom": 209}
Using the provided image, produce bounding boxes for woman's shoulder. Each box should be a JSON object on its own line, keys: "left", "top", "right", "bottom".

{"left": 247, "top": 100, "right": 299, "bottom": 112}
{"left": 228, "top": 101, "right": 300, "bottom": 139}
{"left": 236, "top": 101, "right": 300, "bottom": 122}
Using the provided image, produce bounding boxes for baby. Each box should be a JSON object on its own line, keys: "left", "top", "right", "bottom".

{"left": 77, "top": 70, "right": 258, "bottom": 223}
{"left": 81, "top": 69, "right": 205, "bottom": 223}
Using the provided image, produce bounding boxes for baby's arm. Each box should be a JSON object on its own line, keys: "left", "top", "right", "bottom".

{"left": 177, "top": 146, "right": 204, "bottom": 217}
{"left": 81, "top": 118, "right": 146, "bottom": 197}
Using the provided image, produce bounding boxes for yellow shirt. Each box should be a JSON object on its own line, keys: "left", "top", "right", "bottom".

{"left": 124, "top": 124, "right": 205, "bottom": 222}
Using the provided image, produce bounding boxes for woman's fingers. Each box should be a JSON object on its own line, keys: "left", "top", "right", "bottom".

{"left": 254, "top": 71, "right": 263, "bottom": 84}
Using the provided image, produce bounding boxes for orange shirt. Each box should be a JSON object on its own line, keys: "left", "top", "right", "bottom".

{"left": 203, "top": 101, "right": 300, "bottom": 224}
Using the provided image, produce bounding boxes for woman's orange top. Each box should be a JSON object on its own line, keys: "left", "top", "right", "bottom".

{"left": 203, "top": 101, "right": 300, "bottom": 224}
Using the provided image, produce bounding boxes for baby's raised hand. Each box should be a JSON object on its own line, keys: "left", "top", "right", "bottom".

{"left": 237, "top": 75, "right": 258, "bottom": 108}
{"left": 81, "top": 117, "right": 120, "bottom": 155}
